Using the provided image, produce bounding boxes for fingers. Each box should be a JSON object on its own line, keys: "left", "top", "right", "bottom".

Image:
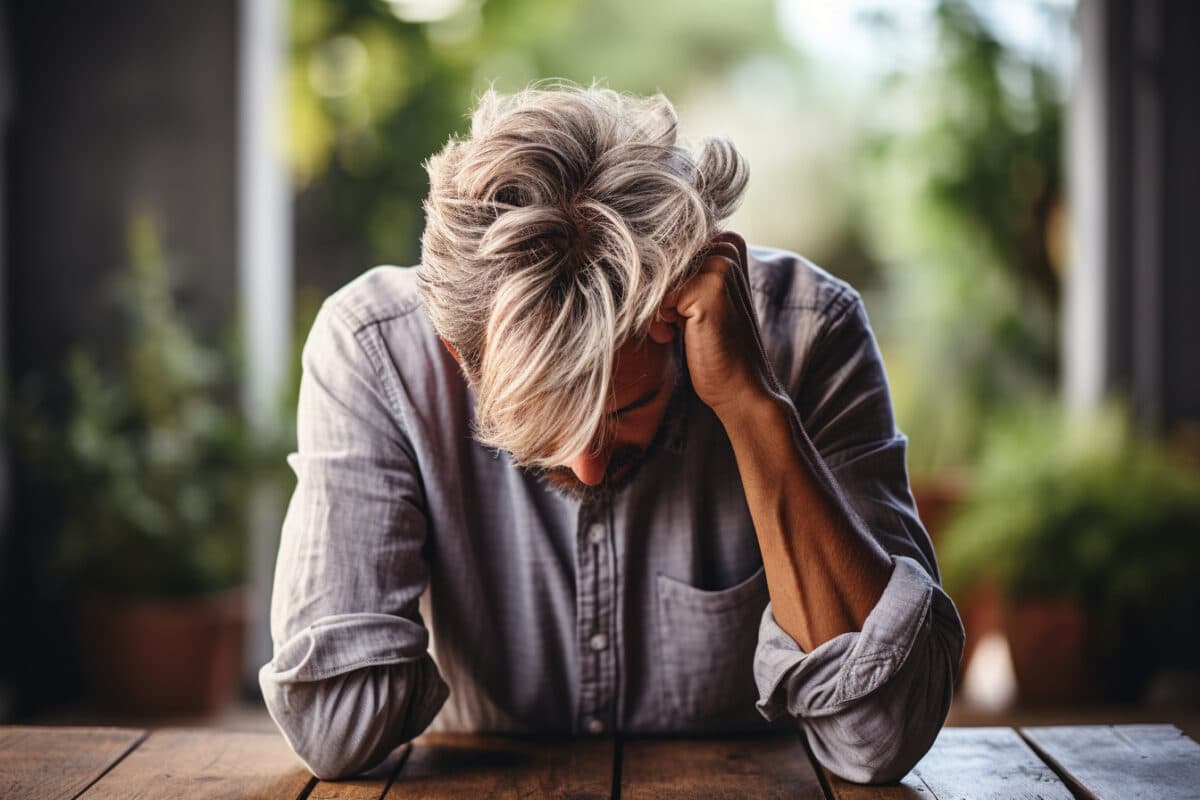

{"left": 713, "top": 231, "right": 775, "bottom": 387}
{"left": 665, "top": 270, "right": 729, "bottom": 320}
{"left": 711, "top": 230, "right": 749, "bottom": 274}
{"left": 700, "top": 241, "right": 741, "bottom": 277}
{"left": 659, "top": 232, "right": 751, "bottom": 325}
{"left": 704, "top": 232, "right": 749, "bottom": 282}
{"left": 675, "top": 234, "right": 773, "bottom": 374}
{"left": 700, "top": 240, "right": 756, "bottom": 326}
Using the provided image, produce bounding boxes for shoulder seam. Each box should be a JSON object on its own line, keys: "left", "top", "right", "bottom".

{"left": 823, "top": 285, "right": 862, "bottom": 324}
{"left": 772, "top": 284, "right": 860, "bottom": 317}
{"left": 322, "top": 265, "right": 425, "bottom": 334}
{"left": 328, "top": 295, "right": 424, "bottom": 335}
{"left": 320, "top": 300, "right": 417, "bottom": 440}
{"left": 752, "top": 256, "right": 859, "bottom": 317}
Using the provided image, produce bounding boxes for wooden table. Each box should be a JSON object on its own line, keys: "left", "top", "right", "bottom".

{"left": 2, "top": 724, "right": 1198, "bottom": 799}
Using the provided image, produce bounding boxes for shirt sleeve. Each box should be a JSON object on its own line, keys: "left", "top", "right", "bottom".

{"left": 258, "top": 300, "right": 449, "bottom": 780}
{"left": 752, "top": 290, "right": 965, "bottom": 784}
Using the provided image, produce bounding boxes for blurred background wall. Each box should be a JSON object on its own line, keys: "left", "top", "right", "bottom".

{"left": 0, "top": 0, "right": 1197, "bottom": 724}
{"left": 1067, "top": 0, "right": 1200, "bottom": 431}
{"left": 6, "top": 2, "right": 240, "bottom": 374}
{"left": 2, "top": 0, "right": 243, "bottom": 717}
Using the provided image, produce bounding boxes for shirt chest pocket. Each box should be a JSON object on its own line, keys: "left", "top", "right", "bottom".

{"left": 654, "top": 564, "right": 770, "bottom": 730}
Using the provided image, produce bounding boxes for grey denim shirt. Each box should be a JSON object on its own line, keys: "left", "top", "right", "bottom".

{"left": 260, "top": 244, "right": 965, "bottom": 783}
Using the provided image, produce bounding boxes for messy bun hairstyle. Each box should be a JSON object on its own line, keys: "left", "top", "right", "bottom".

{"left": 418, "top": 78, "right": 749, "bottom": 468}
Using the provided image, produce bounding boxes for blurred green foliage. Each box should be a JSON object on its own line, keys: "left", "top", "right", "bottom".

{"left": 862, "top": 0, "right": 1069, "bottom": 475}
{"left": 11, "top": 216, "right": 260, "bottom": 600}
{"left": 939, "top": 401, "right": 1200, "bottom": 679}
{"left": 289, "top": 0, "right": 792, "bottom": 280}
{"left": 919, "top": 1, "right": 1065, "bottom": 306}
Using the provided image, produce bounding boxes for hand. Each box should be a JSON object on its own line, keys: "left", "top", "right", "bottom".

{"left": 653, "top": 231, "right": 783, "bottom": 423}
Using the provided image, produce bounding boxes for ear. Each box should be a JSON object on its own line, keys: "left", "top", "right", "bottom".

{"left": 440, "top": 337, "right": 462, "bottom": 365}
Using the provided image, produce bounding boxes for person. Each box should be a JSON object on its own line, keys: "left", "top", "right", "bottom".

{"left": 259, "top": 79, "right": 964, "bottom": 784}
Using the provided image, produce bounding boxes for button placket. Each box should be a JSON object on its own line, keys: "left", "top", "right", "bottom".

{"left": 576, "top": 501, "right": 616, "bottom": 734}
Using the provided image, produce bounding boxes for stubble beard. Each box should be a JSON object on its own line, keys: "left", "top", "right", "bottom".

{"left": 525, "top": 372, "right": 687, "bottom": 506}
{"left": 531, "top": 441, "right": 650, "bottom": 505}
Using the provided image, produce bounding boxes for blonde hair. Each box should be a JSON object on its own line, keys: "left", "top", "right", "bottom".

{"left": 418, "top": 78, "right": 748, "bottom": 468}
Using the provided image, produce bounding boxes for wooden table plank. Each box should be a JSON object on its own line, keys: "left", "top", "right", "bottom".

{"left": 384, "top": 734, "right": 612, "bottom": 800}
{"left": 822, "top": 727, "right": 1074, "bottom": 799}
{"left": 620, "top": 735, "right": 825, "bottom": 800}
{"left": 1021, "top": 724, "right": 1200, "bottom": 800}
{"left": 79, "top": 728, "right": 314, "bottom": 799}
{"left": 308, "top": 744, "right": 412, "bottom": 800}
{"left": 0, "top": 726, "right": 145, "bottom": 800}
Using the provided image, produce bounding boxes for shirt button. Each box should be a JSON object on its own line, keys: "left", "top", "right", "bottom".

{"left": 588, "top": 524, "right": 605, "bottom": 545}
{"left": 589, "top": 632, "right": 608, "bottom": 651}
{"left": 585, "top": 717, "right": 605, "bottom": 735}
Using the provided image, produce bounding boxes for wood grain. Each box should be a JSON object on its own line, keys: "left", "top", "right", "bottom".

{"left": 620, "top": 735, "right": 825, "bottom": 800}
{"left": 384, "top": 733, "right": 612, "bottom": 800}
{"left": 308, "top": 744, "right": 412, "bottom": 800}
{"left": 823, "top": 726, "right": 1073, "bottom": 799}
{"left": 0, "top": 726, "right": 145, "bottom": 800}
{"left": 1021, "top": 724, "right": 1200, "bottom": 800}
{"left": 80, "top": 728, "right": 314, "bottom": 799}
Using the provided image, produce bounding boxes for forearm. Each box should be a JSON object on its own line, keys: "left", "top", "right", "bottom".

{"left": 719, "top": 389, "right": 893, "bottom": 651}
{"left": 754, "top": 555, "right": 964, "bottom": 782}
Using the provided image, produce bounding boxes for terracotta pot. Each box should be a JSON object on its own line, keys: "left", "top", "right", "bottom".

{"left": 910, "top": 474, "right": 968, "bottom": 548}
{"left": 955, "top": 580, "right": 1003, "bottom": 685}
{"left": 1003, "top": 596, "right": 1089, "bottom": 705}
{"left": 77, "top": 586, "right": 247, "bottom": 715}
{"left": 912, "top": 474, "right": 990, "bottom": 684}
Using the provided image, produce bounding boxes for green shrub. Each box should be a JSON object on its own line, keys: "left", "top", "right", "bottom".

{"left": 12, "top": 215, "right": 261, "bottom": 600}
{"left": 940, "top": 401, "right": 1200, "bottom": 673}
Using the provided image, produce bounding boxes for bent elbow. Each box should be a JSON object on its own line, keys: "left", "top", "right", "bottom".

{"left": 297, "top": 743, "right": 373, "bottom": 782}
{"left": 809, "top": 706, "right": 942, "bottom": 785}
{"left": 811, "top": 634, "right": 957, "bottom": 784}
{"left": 260, "top": 660, "right": 447, "bottom": 780}
{"left": 260, "top": 676, "right": 390, "bottom": 780}
{"left": 838, "top": 735, "right": 928, "bottom": 785}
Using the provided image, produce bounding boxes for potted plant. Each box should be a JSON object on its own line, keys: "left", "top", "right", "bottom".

{"left": 938, "top": 402, "right": 1200, "bottom": 705}
{"left": 13, "top": 215, "right": 261, "bottom": 715}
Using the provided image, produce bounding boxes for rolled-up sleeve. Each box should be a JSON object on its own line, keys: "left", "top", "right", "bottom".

{"left": 259, "top": 300, "right": 449, "bottom": 780}
{"left": 754, "top": 557, "right": 962, "bottom": 782}
{"left": 752, "top": 288, "right": 965, "bottom": 783}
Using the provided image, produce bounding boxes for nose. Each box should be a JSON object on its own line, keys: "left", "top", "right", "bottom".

{"left": 566, "top": 448, "right": 611, "bottom": 486}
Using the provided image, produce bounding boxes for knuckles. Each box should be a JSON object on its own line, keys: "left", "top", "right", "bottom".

{"left": 669, "top": 240, "right": 748, "bottom": 319}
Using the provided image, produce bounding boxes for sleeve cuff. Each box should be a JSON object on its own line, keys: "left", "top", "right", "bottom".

{"left": 754, "top": 554, "right": 942, "bottom": 720}
{"left": 262, "top": 611, "right": 433, "bottom": 685}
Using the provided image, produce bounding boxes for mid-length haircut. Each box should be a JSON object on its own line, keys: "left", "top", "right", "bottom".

{"left": 418, "top": 78, "right": 749, "bottom": 468}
